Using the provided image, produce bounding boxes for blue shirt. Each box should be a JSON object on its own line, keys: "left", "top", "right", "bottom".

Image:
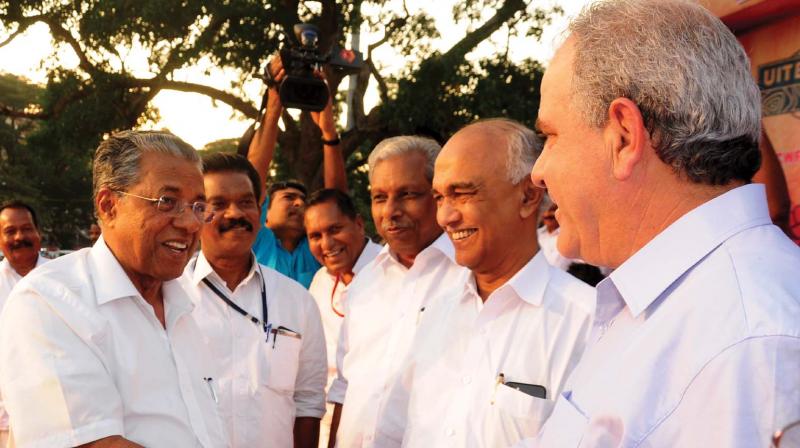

{"left": 531, "top": 183, "right": 800, "bottom": 447}
{"left": 252, "top": 200, "right": 321, "bottom": 288}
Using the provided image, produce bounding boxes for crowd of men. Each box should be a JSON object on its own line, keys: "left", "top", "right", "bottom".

{"left": 0, "top": 0, "right": 798, "bottom": 447}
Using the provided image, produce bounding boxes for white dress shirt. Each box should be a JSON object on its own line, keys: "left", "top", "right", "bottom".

{"left": 309, "top": 240, "right": 383, "bottom": 392}
{"left": 182, "top": 250, "right": 327, "bottom": 448}
{"left": 308, "top": 240, "right": 383, "bottom": 448}
{"left": 0, "top": 238, "right": 227, "bottom": 448}
{"left": 402, "top": 251, "right": 594, "bottom": 447}
{"left": 330, "top": 233, "right": 469, "bottom": 447}
{"left": 537, "top": 227, "right": 574, "bottom": 271}
{"left": 0, "top": 255, "right": 48, "bottom": 309}
{"left": 0, "top": 255, "right": 48, "bottom": 434}
{"left": 530, "top": 184, "right": 800, "bottom": 447}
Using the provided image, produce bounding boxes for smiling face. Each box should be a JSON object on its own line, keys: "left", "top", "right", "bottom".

{"left": 201, "top": 171, "right": 261, "bottom": 260}
{"left": 99, "top": 151, "right": 205, "bottom": 288}
{"left": 434, "top": 126, "right": 535, "bottom": 275}
{"left": 532, "top": 38, "right": 611, "bottom": 264}
{"left": 370, "top": 152, "right": 441, "bottom": 266}
{"left": 0, "top": 207, "right": 41, "bottom": 275}
{"left": 305, "top": 200, "right": 366, "bottom": 277}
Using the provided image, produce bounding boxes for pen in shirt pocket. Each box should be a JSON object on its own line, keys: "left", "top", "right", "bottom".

{"left": 416, "top": 306, "right": 426, "bottom": 325}
{"left": 203, "top": 377, "right": 219, "bottom": 404}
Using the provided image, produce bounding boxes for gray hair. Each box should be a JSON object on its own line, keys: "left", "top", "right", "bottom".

{"left": 462, "top": 118, "right": 542, "bottom": 184}
{"left": 92, "top": 130, "right": 200, "bottom": 205}
{"left": 569, "top": 0, "right": 761, "bottom": 185}
{"left": 368, "top": 135, "right": 441, "bottom": 183}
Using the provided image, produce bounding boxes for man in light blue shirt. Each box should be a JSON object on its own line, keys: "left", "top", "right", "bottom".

{"left": 252, "top": 183, "right": 321, "bottom": 288}
{"left": 246, "top": 55, "right": 347, "bottom": 287}
{"left": 527, "top": 0, "right": 800, "bottom": 446}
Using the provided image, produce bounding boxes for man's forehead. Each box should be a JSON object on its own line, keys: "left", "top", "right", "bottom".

{"left": 0, "top": 208, "right": 34, "bottom": 226}
{"left": 540, "top": 37, "right": 576, "bottom": 109}
{"left": 276, "top": 187, "right": 305, "bottom": 198}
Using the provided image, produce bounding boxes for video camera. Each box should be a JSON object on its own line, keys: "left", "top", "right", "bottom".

{"left": 267, "top": 24, "right": 364, "bottom": 112}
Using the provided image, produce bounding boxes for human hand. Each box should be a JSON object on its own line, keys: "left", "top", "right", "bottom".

{"left": 310, "top": 70, "right": 337, "bottom": 139}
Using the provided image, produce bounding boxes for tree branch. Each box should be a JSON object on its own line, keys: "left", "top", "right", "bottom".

{"left": 120, "top": 78, "right": 258, "bottom": 117}
{"left": 43, "top": 18, "right": 98, "bottom": 74}
{"left": 0, "top": 15, "right": 45, "bottom": 49}
{"left": 439, "top": 0, "right": 525, "bottom": 64}
{"left": 156, "top": 12, "right": 230, "bottom": 79}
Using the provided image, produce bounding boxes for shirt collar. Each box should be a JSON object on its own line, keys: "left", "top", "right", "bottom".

{"left": 191, "top": 249, "right": 261, "bottom": 288}
{"left": 0, "top": 255, "right": 48, "bottom": 277}
{"left": 352, "top": 239, "right": 383, "bottom": 275}
{"left": 609, "top": 183, "right": 771, "bottom": 318}
{"left": 88, "top": 235, "right": 152, "bottom": 306}
{"left": 374, "top": 232, "right": 456, "bottom": 271}
{"left": 461, "top": 250, "right": 549, "bottom": 307}
{"left": 88, "top": 236, "right": 195, "bottom": 317}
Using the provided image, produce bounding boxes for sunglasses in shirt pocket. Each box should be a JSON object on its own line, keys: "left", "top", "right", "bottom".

{"left": 262, "top": 326, "right": 302, "bottom": 392}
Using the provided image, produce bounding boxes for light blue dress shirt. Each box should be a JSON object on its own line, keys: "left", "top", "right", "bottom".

{"left": 532, "top": 183, "right": 800, "bottom": 447}
{"left": 252, "top": 200, "right": 321, "bottom": 289}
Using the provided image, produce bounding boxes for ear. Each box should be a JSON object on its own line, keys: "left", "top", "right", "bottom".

{"left": 355, "top": 215, "right": 365, "bottom": 232}
{"left": 519, "top": 177, "right": 543, "bottom": 220}
{"left": 605, "top": 98, "right": 648, "bottom": 180}
{"left": 95, "top": 188, "right": 118, "bottom": 227}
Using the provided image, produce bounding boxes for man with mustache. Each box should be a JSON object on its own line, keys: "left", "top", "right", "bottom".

{"left": 303, "top": 189, "right": 383, "bottom": 447}
{"left": 181, "top": 153, "right": 327, "bottom": 448}
{"left": 0, "top": 130, "right": 227, "bottom": 447}
{"left": 402, "top": 119, "right": 594, "bottom": 447}
{"left": 247, "top": 56, "right": 347, "bottom": 288}
{"left": 0, "top": 200, "right": 48, "bottom": 447}
{"left": 328, "top": 136, "right": 468, "bottom": 448}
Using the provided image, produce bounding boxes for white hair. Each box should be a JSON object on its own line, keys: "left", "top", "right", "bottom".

{"left": 367, "top": 135, "right": 441, "bottom": 182}
{"left": 569, "top": 0, "right": 761, "bottom": 185}
{"left": 93, "top": 130, "right": 200, "bottom": 203}
{"left": 465, "top": 118, "right": 541, "bottom": 184}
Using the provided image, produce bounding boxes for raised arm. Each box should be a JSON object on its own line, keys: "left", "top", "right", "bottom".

{"left": 248, "top": 56, "right": 285, "bottom": 205}
{"left": 311, "top": 82, "right": 348, "bottom": 193}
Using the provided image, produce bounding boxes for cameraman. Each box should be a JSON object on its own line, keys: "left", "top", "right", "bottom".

{"left": 247, "top": 55, "right": 347, "bottom": 288}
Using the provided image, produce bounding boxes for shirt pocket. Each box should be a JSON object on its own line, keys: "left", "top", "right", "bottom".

{"left": 491, "top": 383, "right": 556, "bottom": 439}
{"left": 262, "top": 331, "right": 302, "bottom": 392}
{"left": 536, "top": 390, "right": 590, "bottom": 447}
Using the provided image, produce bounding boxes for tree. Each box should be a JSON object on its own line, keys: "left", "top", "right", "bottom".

{"left": 0, "top": 0, "right": 559, "bottom": 246}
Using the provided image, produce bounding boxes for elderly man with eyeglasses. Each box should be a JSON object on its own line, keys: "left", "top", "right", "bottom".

{"left": 0, "top": 130, "right": 227, "bottom": 448}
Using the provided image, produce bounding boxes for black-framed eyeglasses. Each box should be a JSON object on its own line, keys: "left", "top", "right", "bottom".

{"left": 113, "top": 190, "right": 213, "bottom": 223}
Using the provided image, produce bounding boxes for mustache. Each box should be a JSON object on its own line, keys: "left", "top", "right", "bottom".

{"left": 219, "top": 218, "right": 254, "bottom": 233}
{"left": 9, "top": 239, "right": 34, "bottom": 250}
{"left": 381, "top": 219, "right": 413, "bottom": 232}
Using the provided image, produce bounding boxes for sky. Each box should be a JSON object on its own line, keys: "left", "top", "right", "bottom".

{"left": 0, "top": 1, "right": 590, "bottom": 148}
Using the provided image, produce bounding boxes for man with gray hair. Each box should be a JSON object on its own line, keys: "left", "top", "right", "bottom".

{"left": 528, "top": 0, "right": 800, "bottom": 446}
{"left": 400, "top": 118, "right": 594, "bottom": 447}
{"left": 327, "top": 135, "right": 467, "bottom": 447}
{"left": 0, "top": 130, "right": 227, "bottom": 447}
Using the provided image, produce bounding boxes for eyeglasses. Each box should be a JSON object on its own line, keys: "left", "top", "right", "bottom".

{"left": 113, "top": 190, "right": 213, "bottom": 223}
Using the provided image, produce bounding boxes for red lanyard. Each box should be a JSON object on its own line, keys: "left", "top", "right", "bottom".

{"left": 330, "top": 275, "right": 345, "bottom": 317}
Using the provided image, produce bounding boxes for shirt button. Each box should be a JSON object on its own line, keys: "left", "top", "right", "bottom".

{"left": 462, "top": 375, "right": 471, "bottom": 385}
{"left": 446, "top": 428, "right": 455, "bottom": 437}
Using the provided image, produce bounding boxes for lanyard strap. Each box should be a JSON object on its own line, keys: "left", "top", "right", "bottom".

{"left": 201, "top": 265, "right": 268, "bottom": 333}
{"left": 330, "top": 275, "right": 344, "bottom": 317}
